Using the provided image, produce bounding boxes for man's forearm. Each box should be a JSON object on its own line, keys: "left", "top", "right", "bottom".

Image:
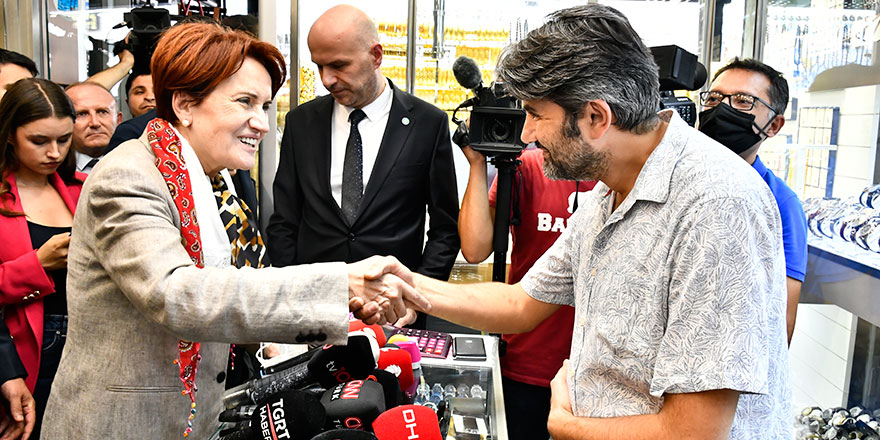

{"left": 413, "top": 274, "right": 558, "bottom": 333}
{"left": 548, "top": 390, "right": 739, "bottom": 440}
{"left": 459, "top": 160, "right": 495, "bottom": 263}
{"left": 786, "top": 277, "right": 802, "bottom": 345}
{"left": 550, "top": 408, "right": 669, "bottom": 440}
{"left": 87, "top": 52, "right": 135, "bottom": 90}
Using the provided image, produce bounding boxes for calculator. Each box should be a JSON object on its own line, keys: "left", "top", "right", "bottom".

{"left": 390, "top": 328, "right": 452, "bottom": 359}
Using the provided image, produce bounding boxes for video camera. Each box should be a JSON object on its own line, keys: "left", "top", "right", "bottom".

{"left": 112, "top": 5, "right": 175, "bottom": 73}
{"left": 449, "top": 56, "right": 527, "bottom": 156}
{"left": 651, "top": 45, "right": 708, "bottom": 126}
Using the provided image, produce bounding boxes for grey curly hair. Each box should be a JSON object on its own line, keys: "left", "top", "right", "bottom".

{"left": 497, "top": 4, "right": 660, "bottom": 136}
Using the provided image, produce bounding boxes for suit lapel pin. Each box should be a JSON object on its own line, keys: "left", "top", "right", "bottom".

{"left": 401, "top": 117, "right": 410, "bottom": 126}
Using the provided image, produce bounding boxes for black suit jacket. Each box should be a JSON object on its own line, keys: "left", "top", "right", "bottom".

{"left": 0, "top": 316, "right": 26, "bottom": 384}
{"left": 107, "top": 109, "right": 259, "bottom": 214}
{"left": 267, "top": 81, "right": 459, "bottom": 280}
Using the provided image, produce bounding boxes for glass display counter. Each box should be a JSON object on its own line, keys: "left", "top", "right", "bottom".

{"left": 420, "top": 334, "right": 507, "bottom": 440}
{"left": 792, "top": 186, "right": 880, "bottom": 436}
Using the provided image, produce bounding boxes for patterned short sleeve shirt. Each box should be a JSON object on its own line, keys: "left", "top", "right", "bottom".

{"left": 521, "top": 110, "right": 792, "bottom": 439}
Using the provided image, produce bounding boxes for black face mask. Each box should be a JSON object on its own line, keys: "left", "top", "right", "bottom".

{"left": 698, "top": 102, "right": 771, "bottom": 155}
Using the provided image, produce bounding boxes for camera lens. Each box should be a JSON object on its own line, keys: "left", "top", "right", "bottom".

{"left": 487, "top": 120, "right": 512, "bottom": 143}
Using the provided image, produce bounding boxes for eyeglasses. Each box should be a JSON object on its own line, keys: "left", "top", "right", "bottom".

{"left": 699, "top": 91, "right": 776, "bottom": 113}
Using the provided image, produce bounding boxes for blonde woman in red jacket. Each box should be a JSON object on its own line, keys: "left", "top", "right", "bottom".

{"left": 0, "top": 77, "right": 83, "bottom": 439}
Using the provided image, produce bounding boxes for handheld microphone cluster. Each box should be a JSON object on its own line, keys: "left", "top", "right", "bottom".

{"left": 220, "top": 322, "right": 439, "bottom": 440}
{"left": 223, "top": 333, "right": 380, "bottom": 410}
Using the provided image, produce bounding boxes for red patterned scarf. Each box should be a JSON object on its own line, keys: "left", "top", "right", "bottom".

{"left": 146, "top": 118, "right": 204, "bottom": 437}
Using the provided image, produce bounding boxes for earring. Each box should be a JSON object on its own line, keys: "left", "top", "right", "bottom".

{"left": 181, "top": 119, "right": 190, "bottom": 127}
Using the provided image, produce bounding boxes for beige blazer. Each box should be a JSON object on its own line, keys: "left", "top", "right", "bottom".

{"left": 42, "top": 134, "right": 350, "bottom": 439}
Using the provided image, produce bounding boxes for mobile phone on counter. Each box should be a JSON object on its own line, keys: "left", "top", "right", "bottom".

{"left": 452, "top": 336, "right": 486, "bottom": 361}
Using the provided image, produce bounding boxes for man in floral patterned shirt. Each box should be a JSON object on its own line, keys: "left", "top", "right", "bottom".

{"left": 412, "top": 4, "right": 791, "bottom": 439}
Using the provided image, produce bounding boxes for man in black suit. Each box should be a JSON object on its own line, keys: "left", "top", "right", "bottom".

{"left": 267, "top": 5, "right": 459, "bottom": 328}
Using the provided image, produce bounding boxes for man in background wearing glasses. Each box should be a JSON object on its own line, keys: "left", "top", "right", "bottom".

{"left": 698, "top": 58, "right": 807, "bottom": 345}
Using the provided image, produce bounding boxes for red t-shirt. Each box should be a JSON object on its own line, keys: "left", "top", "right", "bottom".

{"left": 489, "top": 149, "right": 596, "bottom": 387}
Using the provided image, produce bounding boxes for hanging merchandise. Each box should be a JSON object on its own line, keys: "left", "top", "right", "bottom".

{"left": 766, "top": 8, "right": 875, "bottom": 93}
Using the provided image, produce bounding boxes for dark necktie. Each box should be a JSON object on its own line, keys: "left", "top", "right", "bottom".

{"left": 85, "top": 157, "right": 100, "bottom": 169}
{"left": 211, "top": 175, "right": 266, "bottom": 268}
{"left": 342, "top": 109, "right": 367, "bottom": 224}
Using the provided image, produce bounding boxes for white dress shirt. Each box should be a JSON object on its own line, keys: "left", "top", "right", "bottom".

{"left": 329, "top": 79, "right": 394, "bottom": 208}
{"left": 173, "top": 126, "right": 236, "bottom": 269}
{"left": 75, "top": 151, "right": 103, "bottom": 175}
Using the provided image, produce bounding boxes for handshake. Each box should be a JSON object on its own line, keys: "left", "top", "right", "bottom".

{"left": 346, "top": 256, "right": 429, "bottom": 326}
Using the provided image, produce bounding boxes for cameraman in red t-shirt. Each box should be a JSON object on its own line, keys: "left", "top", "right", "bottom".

{"left": 459, "top": 143, "right": 594, "bottom": 440}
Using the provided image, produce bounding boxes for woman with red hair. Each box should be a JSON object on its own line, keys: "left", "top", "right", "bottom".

{"left": 41, "top": 22, "right": 424, "bottom": 438}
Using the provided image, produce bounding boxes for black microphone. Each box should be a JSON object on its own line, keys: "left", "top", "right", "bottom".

{"left": 692, "top": 62, "right": 708, "bottom": 90}
{"left": 310, "top": 429, "right": 377, "bottom": 440}
{"left": 365, "top": 369, "right": 402, "bottom": 409}
{"left": 262, "top": 344, "right": 323, "bottom": 375}
{"left": 219, "top": 405, "right": 257, "bottom": 423}
{"left": 452, "top": 56, "right": 483, "bottom": 91}
{"left": 219, "top": 390, "right": 326, "bottom": 440}
{"left": 321, "top": 380, "right": 386, "bottom": 431}
{"left": 224, "top": 334, "right": 379, "bottom": 409}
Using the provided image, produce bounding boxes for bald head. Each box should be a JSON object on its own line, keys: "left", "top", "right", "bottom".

{"left": 307, "top": 5, "right": 386, "bottom": 109}
{"left": 309, "top": 5, "right": 379, "bottom": 52}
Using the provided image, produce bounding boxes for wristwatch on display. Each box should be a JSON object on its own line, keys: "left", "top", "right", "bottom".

{"left": 795, "top": 405, "right": 880, "bottom": 440}
{"left": 836, "top": 204, "right": 871, "bottom": 242}
{"left": 855, "top": 215, "right": 880, "bottom": 252}
{"left": 818, "top": 202, "right": 849, "bottom": 239}
{"left": 859, "top": 183, "right": 880, "bottom": 209}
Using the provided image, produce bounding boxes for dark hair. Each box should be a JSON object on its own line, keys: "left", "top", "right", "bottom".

{"left": 0, "top": 78, "right": 77, "bottom": 217}
{"left": 221, "top": 14, "right": 259, "bottom": 37}
{"left": 125, "top": 70, "right": 151, "bottom": 100}
{"left": 0, "top": 49, "right": 38, "bottom": 77}
{"left": 151, "top": 22, "right": 287, "bottom": 123}
{"left": 497, "top": 4, "right": 660, "bottom": 135}
{"left": 713, "top": 57, "right": 789, "bottom": 115}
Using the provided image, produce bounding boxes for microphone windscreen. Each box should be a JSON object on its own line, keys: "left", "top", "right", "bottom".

{"left": 309, "top": 334, "right": 379, "bottom": 388}
{"left": 310, "top": 429, "right": 377, "bottom": 440}
{"left": 349, "top": 321, "right": 387, "bottom": 347}
{"left": 392, "top": 340, "right": 421, "bottom": 365}
{"left": 250, "top": 389, "right": 326, "bottom": 439}
{"left": 248, "top": 362, "right": 313, "bottom": 407}
{"left": 452, "top": 56, "right": 483, "bottom": 90}
{"left": 693, "top": 62, "right": 708, "bottom": 90}
{"left": 347, "top": 331, "right": 381, "bottom": 362}
{"left": 366, "top": 369, "right": 402, "bottom": 409}
{"left": 386, "top": 334, "right": 410, "bottom": 345}
{"left": 372, "top": 405, "right": 441, "bottom": 440}
{"left": 377, "top": 347, "right": 414, "bottom": 393}
{"left": 321, "top": 379, "right": 386, "bottom": 431}
{"left": 219, "top": 405, "right": 255, "bottom": 423}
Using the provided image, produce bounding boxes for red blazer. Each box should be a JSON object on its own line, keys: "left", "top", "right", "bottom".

{"left": 0, "top": 172, "right": 83, "bottom": 391}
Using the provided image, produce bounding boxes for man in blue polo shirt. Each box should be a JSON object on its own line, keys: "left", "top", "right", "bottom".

{"left": 699, "top": 58, "right": 807, "bottom": 344}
